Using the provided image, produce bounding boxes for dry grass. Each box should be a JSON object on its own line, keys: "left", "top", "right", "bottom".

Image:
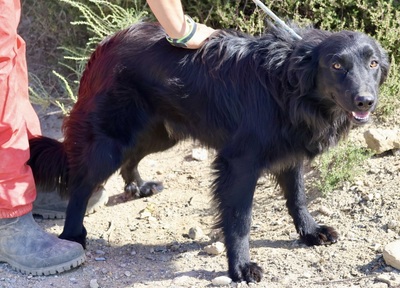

{"left": 20, "top": 0, "right": 89, "bottom": 103}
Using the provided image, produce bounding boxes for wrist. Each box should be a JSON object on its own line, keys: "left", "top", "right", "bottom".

{"left": 166, "top": 15, "right": 197, "bottom": 48}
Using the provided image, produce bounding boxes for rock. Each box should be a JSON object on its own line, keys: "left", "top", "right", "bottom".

{"left": 172, "top": 275, "right": 191, "bottom": 284}
{"left": 364, "top": 128, "right": 400, "bottom": 154}
{"left": 318, "top": 206, "right": 333, "bottom": 216}
{"left": 374, "top": 273, "right": 400, "bottom": 287}
{"left": 192, "top": 148, "right": 208, "bottom": 161}
{"left": 211, "top": 276, "right": 232, "bottom": 286}
{"left": 387, "top": 220, "right": 399, "bottom": 231}
{"left": 90, "top": 279, "right": 99, "bottom": 288}
{"left": 139, "top": 209, "right": 152, "bottom": 219}
{"left": 371, "top": 283, "right": 388, "bottom": 288}
{"left": 188, "top": 226, "right": 205, "bottom": 240}
{"left": 204, "top": 241, "right": 225, "bottom": 255}
{"left": 383, "top": 240, "right": 400, "bottom": 270}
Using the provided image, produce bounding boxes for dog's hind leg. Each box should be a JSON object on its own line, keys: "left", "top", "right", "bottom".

{"left": 212, "top": 141, "right": 264, "bottom": 283}
{"left": 120, "top": 122, "right": 178, "bottom": 199}
{"left": 275, "top": 162, "right": 339, "bottom": 246}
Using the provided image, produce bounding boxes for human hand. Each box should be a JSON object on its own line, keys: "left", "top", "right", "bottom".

{"left": 185, "top": 23, "right": 216, "bottom": 49}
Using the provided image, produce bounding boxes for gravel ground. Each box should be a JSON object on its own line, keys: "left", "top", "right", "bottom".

{"left": 0, "top": 110, "right": 399, "bottom": 288}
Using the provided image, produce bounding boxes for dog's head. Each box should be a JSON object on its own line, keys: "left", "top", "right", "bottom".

{"left": 288, "top": 30, "right": 389, "bottom": 125}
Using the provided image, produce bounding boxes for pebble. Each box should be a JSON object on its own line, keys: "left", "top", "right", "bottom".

{"left": 375, "top": 274, "right": 392, "bottom": 285}
{"left": 124, "top": 271, "right": 132, "bottom": 277}
{"left": 95, "top": 257, "right": 106, "bottom": 261}
{"left": 387, "top": 220, "right": 398, "bottom": 230}
{"left": 139, "top": 209, "right": 152, "bottom": 219}
{"left": 289, "top": 232, "right": 298, "bottom": 240}
{"left": 188, "top": 226, "right": 204, "bottom": 240}
{"left": 172, "top": 275, "right": 191, "bottom": 284}
{"left": 383, "top": 240, "right": 400, "bottom": 270}
{"left": 90, "top": 279, "right": 99, "bottom": 288}
{"left": 204, "top": 241, "right": 225, "bottom": 255}
{"left": 192, "top": 148, "right": 208, "bottom": 161}
{"left": 372, "top": 283, "right": 388, "bottom": 288}
{"left": 318, "top": 206, "right": 333, "bottom": 216}
{"left": 69, "top": 277, "right": 77, "bottom": 283}
{"left": 211, "top": 276, "right": 232, "bottom": 286}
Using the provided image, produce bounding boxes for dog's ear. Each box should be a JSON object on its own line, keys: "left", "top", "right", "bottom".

{"left": 377, "top": 44, "right": 390, "bottom": 86}
{"left": 287, "top": 42, "right": 319, "bottom": 95}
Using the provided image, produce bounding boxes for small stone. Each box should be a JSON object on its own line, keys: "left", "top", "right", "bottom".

{"left": 95, "top": 250, "right": 105, "bottom": 255}
{"left": 383, "top": 240, "right": 400, "bottom": 270}
{"left": 384, "top": 266, "right": 393, "bottom": 272}
{"left": 364, "top": 128, "right": 400, "bottom": 154}
{"left": 318, "top": 206, "right": 332, "bottom": 216}
{"left": 192, "top": 148, "right": 208, "bottom": 161}
{"left": 124, "top": 271, "right": 132, "bottom": 277}
{"left": 90, "top": 279, "right": 99, "bottom": 288}
{"left": 95, "top": 257, "right": 106, "bottom": 261}
{"left": 365, "top": 193, "right": 374, "bottom": 201}
{"left": 173, "top": 275, "right": 191, "bottom": 284}
{"left": 188, "top": 226, "right": 204, "bottom": 240}
{"left": 69, "top": 278, "right": 77, "bottom": 283}
{"left": 375, "top": 274, "right": 391, "bottom": 285}
{"left": 139, "top": 209, "right": 152, "bottom": 219}
{"left": 373, "top": 243, "right": 383, "bottom": 253}
{"left": 211, "top": 276, "right": 232, "bottom": 286}
{"left": 387, "top": 220, "right": 398, "bottom": 230}
{"left": 204, "top": 241, "right": 225, "bottom": 255}
{"left": 289, "top": 232, "right": 298, "bottom": 240}
{"left": 371, "top": 283, "right": 388, "bottom": 288}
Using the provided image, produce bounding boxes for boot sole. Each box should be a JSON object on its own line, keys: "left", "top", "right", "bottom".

{"left": 0, "top": 253, "right": 86, "bottom": 276}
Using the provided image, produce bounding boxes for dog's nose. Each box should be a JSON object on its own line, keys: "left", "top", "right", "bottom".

{"left": 354, "top": 94, "right": 375, "bottom": 111}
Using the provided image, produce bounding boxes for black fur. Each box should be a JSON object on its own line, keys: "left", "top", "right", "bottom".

{"left": 28, "top": 22, "right": 389, "bottom": 283}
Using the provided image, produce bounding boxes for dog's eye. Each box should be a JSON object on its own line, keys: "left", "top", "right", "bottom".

{"left": 332, "top": 62, "right": 342, "bottom": 70}
{"left": 370, "top": 60, "right": 379, "bottom": 69}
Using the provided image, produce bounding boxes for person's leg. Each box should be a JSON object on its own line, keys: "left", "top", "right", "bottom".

{"left": 0, "top": 0, "right": 85, "bottom": 275}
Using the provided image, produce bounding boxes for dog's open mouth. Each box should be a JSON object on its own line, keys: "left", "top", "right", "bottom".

{"left": 351, "top": 111, "right": 370, "bottom": 124}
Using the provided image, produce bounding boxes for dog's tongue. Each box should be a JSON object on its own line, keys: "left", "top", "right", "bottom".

{"left": 352, "top": 111, "right": 370, "bottom": 119}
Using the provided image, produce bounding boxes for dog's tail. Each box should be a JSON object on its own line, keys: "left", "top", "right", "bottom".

{"left": 28, "top": 136, "right": 68, "bottom": 197}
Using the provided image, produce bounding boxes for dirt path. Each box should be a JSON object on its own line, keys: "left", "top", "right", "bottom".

{"left": 1, "top": 109, "right": 399, "bottom": 288}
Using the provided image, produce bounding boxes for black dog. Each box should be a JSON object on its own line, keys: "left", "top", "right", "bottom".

{"left": 29, "top": 22, "right": 389, "bottom": 282}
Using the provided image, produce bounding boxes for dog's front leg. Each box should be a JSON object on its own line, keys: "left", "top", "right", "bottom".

{"left": 212, "top": 147, "right": 264, "bottom": 283}
{"left": 275, "top": 162, "right": 338, "bottom": 245}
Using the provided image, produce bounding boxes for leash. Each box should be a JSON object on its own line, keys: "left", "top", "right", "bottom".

{"left": 252, "top": 0, "right": 302, "bottom": 40}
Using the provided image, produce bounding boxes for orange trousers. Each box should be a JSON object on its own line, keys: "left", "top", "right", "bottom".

{"left": 0, "top": 0, "right": 41, "bottom": 218}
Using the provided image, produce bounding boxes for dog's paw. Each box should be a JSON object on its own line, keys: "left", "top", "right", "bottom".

{"left": 138, "top": 181, "right": 164, "bottom": 197}
{"left": 124, "top": 182, "right": 140, "bottom": 199}
{"left": 59, "top": 227, "right": 87, "bottom": 249}
{"left": 231, "top": 262, "right": 263, "bottom": 283}
{"left": 300, "top": 225, "right": 338, "bottom": 246}
{"left": 124, "top": 181, "right": 164, "bottom": 199}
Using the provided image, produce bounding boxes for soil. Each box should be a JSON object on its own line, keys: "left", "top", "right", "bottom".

{"left": 1, "top": 104, "right": 399, "bottom": 288}
{"left": 2, "top": 9, "right": 400, "bottom": 288}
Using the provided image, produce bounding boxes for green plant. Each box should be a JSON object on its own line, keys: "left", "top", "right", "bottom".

{"left": 29, "top": 0, "right": 148, "bottom": 113}
{"left": 313, "top": 141, "right": 373, "bottom": 195}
